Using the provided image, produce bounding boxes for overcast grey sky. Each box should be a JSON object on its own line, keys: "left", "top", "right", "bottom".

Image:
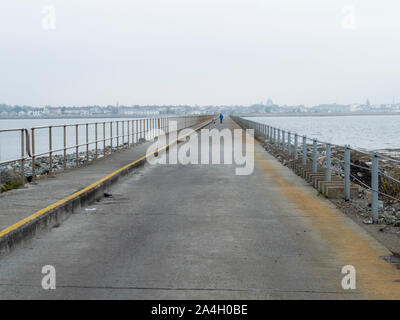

{"left": 0, "top": 0, "right": 399, "bottom": 107}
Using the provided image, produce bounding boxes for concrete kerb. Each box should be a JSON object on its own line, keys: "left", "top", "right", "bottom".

{"left": 0, "top": 119, "right": 215, "bottom": 258}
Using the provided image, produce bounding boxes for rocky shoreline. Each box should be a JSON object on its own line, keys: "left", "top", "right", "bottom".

{"left": 261, "top": 139, "right": 400, "bottom": 230}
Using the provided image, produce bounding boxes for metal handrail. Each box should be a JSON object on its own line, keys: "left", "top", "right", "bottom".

{"left": 1, "top": 115, "right": 214, "bottom": 186}
{"left": 232, "top": 115, "right": 400, "bottom": 223}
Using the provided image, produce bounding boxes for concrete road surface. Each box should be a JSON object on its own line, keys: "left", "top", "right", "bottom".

{"left": 0, "top": 118, "right": 398, "bottom": 299}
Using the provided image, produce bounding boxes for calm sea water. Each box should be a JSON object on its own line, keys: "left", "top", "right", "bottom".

{"left": 247, "top": 115, "right": 400, "bottom": 151}
{"left": 2, "top": 115, "right": 399, "bottom": 163}
{"left": 0, "top": 118, "right": 142, "bottom": 162}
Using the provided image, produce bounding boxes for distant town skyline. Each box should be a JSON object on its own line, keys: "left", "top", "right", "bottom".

{"left": 1, "top": 100, "right": 400, "bottom": 119}
{"left": 0, "top": 97, "right": 398, "bottom": 109}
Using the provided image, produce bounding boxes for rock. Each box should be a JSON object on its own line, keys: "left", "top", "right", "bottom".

{"left": 363, "top": 218, "right": 373, "bottom": 224}
{"left": 0, "top": 170, "right": 17, "bottom": 183}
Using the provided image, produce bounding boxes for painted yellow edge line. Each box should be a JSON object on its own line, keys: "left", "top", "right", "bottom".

{"left": 0, "top": 120, "right": 214, "bottom": 239}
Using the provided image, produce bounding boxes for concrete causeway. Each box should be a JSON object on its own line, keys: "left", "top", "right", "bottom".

{"left": 0, "top": 117, "right": 399, "bottom": 299}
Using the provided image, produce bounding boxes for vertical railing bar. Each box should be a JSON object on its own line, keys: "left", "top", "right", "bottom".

{"left": 325, "top": 143, "right": 331, "bottom": 182}
{"left": 127, "top": 120, "right": 129, "bottom": 147}
{"left": 63, "top": 125, "right": 67, "bottom": 169}
{"left": 312, "top": 139, "right": 318, "bottom": 173}
{"left": 371, "top": 152, "right": 379, "bottom": 222}
{"left": 31, "top": 128, "right": 36, "bottom": 184}
{"left": 75, "top": 124, "right": 79, "bottom": 166}
{"left": 49, "top": 126, "right": 53, "bottom": 175}
{"left": 103, "top": 122, "right": 106, "bottom": 156}
{"left": 122, "top": 120, "right": 124, "bottom": 148}
{"left": 86, "top": 123, "right": 89, "bottom": 163}
{"left": 95, "top": 123, "right": 98, "bottom": 160}
{"left": 116, "top": 121, "right": 119, "bottom": 151}
{"left": 344, "top": 145, "right": 351, "bottom": 201}
{"left": 20, "top": 129, "right": 25, "bottom": 186}
{"left": 110, "top": 122, "right": 113, "bottom": 152}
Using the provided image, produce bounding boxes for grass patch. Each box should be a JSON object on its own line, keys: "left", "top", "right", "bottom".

{"left": 0, "top": 180, "right": 23, "bottom": 193}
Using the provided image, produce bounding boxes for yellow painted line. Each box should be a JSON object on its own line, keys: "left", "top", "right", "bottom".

{"left": 0, "top": 120, "right": 213, "bottom": 239}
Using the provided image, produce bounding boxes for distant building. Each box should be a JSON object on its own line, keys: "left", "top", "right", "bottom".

{"left": 28, "top": 110, "right": 43, "bottom": 117}
{"left": 350, "top": 104, "right": 361, "bottom": 112}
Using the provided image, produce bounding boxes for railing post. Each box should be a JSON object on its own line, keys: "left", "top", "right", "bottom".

{"left": 20, "top": 129, "right": 25, "bottom": 186}
{"left": 31, "top": 128, "right": 36, "bottom": 183}
{"left": 116, "top": 121, "right": 119, "bottom": 150}
{"left": 287, "top": 132, "right": 291, "bottom": 155}
{"left": 133, "top": 120, "right": 135, "bottom": 144}
{"left": 86, "top": 123, "right": 89, "bottom": 163}
{"left": 141, "top": 119, "right": 143, "bottom": 140}
{"left": 127, "top": 120, "right": 130, "bottom": 147}
{"left": 325, "top": 143, "right": 331, "bottom": 182}
{"left": 49, "top": 126, "right": 53, "bottom": 175}
{"left": 75, "top": 124, "right": 79, "bottom": 166}
{"left": 312, "top": 139, "right": 318, "bottom": 173}
{"left": 122, "top": 120, "right": 125, "bottom": 147}
{"left": 95, "top": 123, "right": 98, "bottom": 159}
{"left": 135, "top": 119, "right": 138, "bottom": 143}
{"left": 110, "top": 122, "right": 113, "bottom": 151}
{"left": 302, "top": 136, "right": 307, "bottom": 165}
{"left": 282, "top": 130, "right": 285, "bottom": 149}
{"left": 294, "top": 134, "right": 298, "bottom": 160}
{"left": 272, "top": 127, "right": 274, "bottom": 143}
{"left": 278, "top": 129, "right": 281, "bottom": 147}
{"left": 103, "top": 122, "right": 106, "bottom": 156}
{"left": 371, "top": 152, "right": 379, "bottom": 223}
{"left": 63, "top": 125, "right": 67, "bottom": 169}
{"left": 344, "top": 145, "right": 350, "bottom": 201}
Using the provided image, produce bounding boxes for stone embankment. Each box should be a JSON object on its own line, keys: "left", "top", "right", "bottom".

{"left": 259, "top": 138, "right": 400, "bottom": 229}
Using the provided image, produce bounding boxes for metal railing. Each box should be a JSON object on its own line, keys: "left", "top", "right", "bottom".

{"left": 232, "top": 116, "right": 400, "bottom": 223}
{"left": 0, "top": 128, "right": 31, "bottom": 185}
{"left": 0, "top": 115, "right": 213, "bottom": 186}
